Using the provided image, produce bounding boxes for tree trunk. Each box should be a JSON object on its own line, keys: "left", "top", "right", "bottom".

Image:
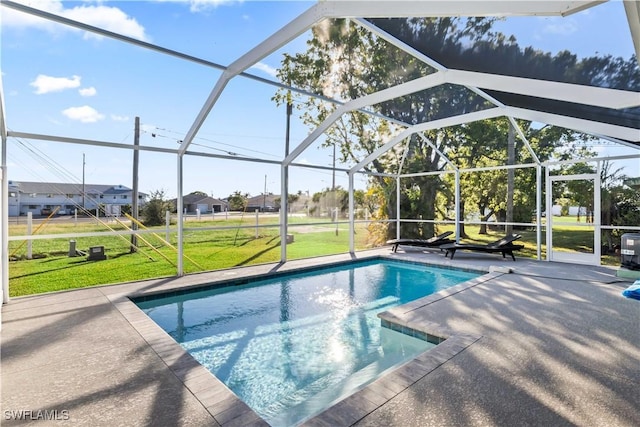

{"left": 385, "top": 185, "right": 398, "bottom": 239}
{"left": 458, "top": 199, "right": 468, "bottom": 238}
{"left": 419, "top": 178, "right": 437, "bottom": 237}
{"left": 478, "top": 205, "right": 493, "bottom": 234}
{"left": 506, "top": 122, "right": 515, "bottom": 235}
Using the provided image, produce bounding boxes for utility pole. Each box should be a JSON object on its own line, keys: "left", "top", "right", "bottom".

{"left": 506, "top": 122, "right": 515, "bottom": 235}
{"left": 284, "top": 95, "right": 292, "bottom": 213}
{"left": 131, "top": 116, "right": 140, "bottom": 252}
{"left": 332, "top": 142, "right": 336, "bottom": 191}
{"left": 332, "top": 142, "right": 337, "bottom": 233}
{"left": 82, "top": 153, "right": 86, "bottom": 210}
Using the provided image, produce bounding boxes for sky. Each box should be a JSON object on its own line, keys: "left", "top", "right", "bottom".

{"left": 1, "top": 0, "right": 638, "bottom": 200}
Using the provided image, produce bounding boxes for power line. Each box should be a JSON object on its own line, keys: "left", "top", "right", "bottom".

{"left": 146, "top": 126, "right": 282, "bottom": 159}
{"left": 10, "top": 136, "right": 111, "bottom": 212}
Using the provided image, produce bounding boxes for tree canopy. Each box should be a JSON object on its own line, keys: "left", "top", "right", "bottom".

{"left": 275, "top": 17, "right": 639, "bottom": 242}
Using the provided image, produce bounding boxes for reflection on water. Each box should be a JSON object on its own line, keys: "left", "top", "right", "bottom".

{"left": 138, "top": 260, "right": 478, "bottom": 426}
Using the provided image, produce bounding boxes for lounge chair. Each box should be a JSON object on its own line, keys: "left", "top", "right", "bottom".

{"left": 440, "top": 234, "right": 524, "bottom": 261}
{"left": 386, "top": 231, "right": 454, "bottom": 253}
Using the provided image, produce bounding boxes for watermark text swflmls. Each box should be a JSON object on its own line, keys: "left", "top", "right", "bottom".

{"left": 4, "top": 409, "right": 70, "bottom": 421}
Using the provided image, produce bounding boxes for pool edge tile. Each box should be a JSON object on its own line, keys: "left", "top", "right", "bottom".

{"left": 111, "top": 257, "right": 485, "bottom": 427}
{"left": 111, "top": 297, "right": 263, "bottom": 427}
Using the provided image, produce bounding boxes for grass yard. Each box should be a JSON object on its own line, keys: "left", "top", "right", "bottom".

{"left": 7, "top": 215, "right": 624, "bottom": 297}
{"left": 7, "top": 217, "right": 373, "bottom": 296}
{"left": 436, "top": 220, "right": 620, "bottom": 266}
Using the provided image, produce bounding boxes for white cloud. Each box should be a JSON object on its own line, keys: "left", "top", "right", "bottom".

{"left": 141, "top": 123, "right": 157, "bottom": 133}
{"left": 188, "top": 0, "right": 242, "bottom": 13}
{"left": 66, "top": 5, "right": 149, "bottom": 41}
{"left": 251, "top": 62, "right": 278, "bottom": 78}
{"left": 79, "top": 87, "right": 97, "bottom": 97}
{"left": 0, "top": 0, "right": 64, "bottom": 31}
{"left": 31, "top": 74, "right": 81, "bottom": 94}
{"left": 540, "top": 18, "right": 579, "bottom": 36}
{"left": 2, "top": 1, "right": 149, "bottom": 41}
{"left": 111, "top": 114, "right": 129, "bottom": 122}
{"left": 62, "top": 105, "right": 105, "bottom": 123}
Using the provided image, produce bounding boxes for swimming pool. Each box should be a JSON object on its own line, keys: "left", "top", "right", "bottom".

{"left": 136, "top": 259, "right": 479, "bottom": 426}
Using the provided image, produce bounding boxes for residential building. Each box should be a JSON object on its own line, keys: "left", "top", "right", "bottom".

{"left": 171, "top": 192, "right": 228, "bottom": 214}
{"left": 7, "top": 181, "right": 147, "bottom": 217}
{"left": 245, "top": 194, "right": 311, "bottom": 213}
{"left": 246, "top": 194, "right": 280, "bottom": 212}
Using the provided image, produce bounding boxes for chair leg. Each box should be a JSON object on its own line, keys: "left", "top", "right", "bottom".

{"left": 449, "top": 249, "right": 456, "bottom": 259}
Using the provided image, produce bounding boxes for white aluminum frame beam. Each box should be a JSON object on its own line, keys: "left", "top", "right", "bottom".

{"left": 591, "top": 134, "right": 640, "bottom": 151}
{"left": 178, "top": 4, "right": 325, "bottom": 154}
{"left": 399, "top": 169, "right": 457, "bottom": 179}
{"left": 507, "top": 116, "right": 541, "bottom": 164}
{"left": 284, "top": 72, "right": 446, "bottom": 165}
{"left": 356, "top": 15, "right": 639, "bottom": 158}
{"left": 0, "top": 1, "right": 405, "bottom": 135}
{"left": 544, "top": 152, "right": 640, "bottom": 167}
{"left": 353, "top": 18, "right": 446, "bottom": 72}
{"left": 322, "top": 1, "right": 604, "bottom": 18}
{"left": 0, "top": 0, "right": 631, "bottom": 291}
{"left": 289, "top": 61, "right": 616, "bottom": 177}
{"left": 178, "top": 0, "right": 610, "bottom": 155}
{"left": 506, "top": 107, "right": 640, "bottom": 143}
{"left": 1, "top": 72, "right": 8, "bottom": 304}
{"left": 409, "top": 134, "right": 459, "bottom": 173}
{"left": 354, "top": 19, "right": 542, "bottom": 166}
{"left": 624, "top": 0, "right": 640, "bottom": 61}
{"left": 351, "top": 107, "right": 504, "bottom": 173}
{"left": 445, "top": 69, "right": 640, "bottom": 110}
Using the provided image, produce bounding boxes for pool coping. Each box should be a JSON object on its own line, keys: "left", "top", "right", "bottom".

{"left": 109, "top": 255, "right": 494, "bottom": 426}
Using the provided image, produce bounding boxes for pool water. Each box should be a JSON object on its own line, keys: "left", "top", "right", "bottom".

{"left": 136, "top": 259, "right": 478, "bottom": 426}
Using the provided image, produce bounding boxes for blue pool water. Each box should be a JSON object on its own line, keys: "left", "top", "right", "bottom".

{"left": 136, "top": 259, "right": 479, "bottom": 426}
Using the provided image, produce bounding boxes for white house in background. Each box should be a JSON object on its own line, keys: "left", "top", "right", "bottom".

{"left": 170, "top": 192, "right": 229, "bottom": 214}
{"left": 7, "top": 181, "right": 147, "bottom": 217}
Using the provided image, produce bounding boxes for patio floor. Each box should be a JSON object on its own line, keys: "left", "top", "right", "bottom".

{"left": 2, "top": 248, "right": 639, "bottom": 426}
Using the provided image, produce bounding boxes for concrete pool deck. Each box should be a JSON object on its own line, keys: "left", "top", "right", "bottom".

{"left": 2, "top": 248, "right": 639, "bottom": 426}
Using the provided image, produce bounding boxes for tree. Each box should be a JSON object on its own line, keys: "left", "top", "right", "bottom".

{"left": 309, "top": 187, "right": 350, "bottom": 218}
{"left": 275, "top": 17, "right": 639, "bottom": 242}
{"left": 227, "top": 191, "right": 248, "bottom": 211}
{"left": 275, "top": 18, "right": 494, "bottom": 240}
{"left": 599, "top": 161, "right": 640, "bottom": 250}
{"left": 556, "top": 157, "right": 640, "bottom": 251}
{"left": 274, "top": 193, "right": 300, "bottom": 212}
{"left": 141, "top": 190, "right": 171, "bottom": 226}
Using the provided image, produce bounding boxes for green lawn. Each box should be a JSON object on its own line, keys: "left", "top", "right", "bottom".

{"left": 436, "top": 221, "right": 619, "bottom": 266}
{"left": 8, "top": 217, "right": 373, "bottom": 296}
{"left": 7, "top": 216, "right": 622, "bottom": 297}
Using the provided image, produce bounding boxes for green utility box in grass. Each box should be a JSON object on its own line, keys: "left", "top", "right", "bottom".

{"left": 87, "top": 246, "right": 107, "bottom": 261}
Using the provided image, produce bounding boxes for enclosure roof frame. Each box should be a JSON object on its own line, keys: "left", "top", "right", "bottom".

{"left": 2, "top": 0, "right": 640, "bottom": 302}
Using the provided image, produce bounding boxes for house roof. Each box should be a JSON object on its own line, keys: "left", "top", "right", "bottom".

{"left": 9, "top": 181, "right": 147, "bottom": 196}
{"left": 173, "top": 193, "right": 227, "bottom": 205}
{"left": 10, "top": 181, "right": 112, "bottom": 194}
{"left": 246, "top": 194, "right": 280, "bottom": 206}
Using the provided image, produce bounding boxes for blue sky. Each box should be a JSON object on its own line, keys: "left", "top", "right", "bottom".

{"left": 1, "top": 0, "right": 638, "bottom": 200}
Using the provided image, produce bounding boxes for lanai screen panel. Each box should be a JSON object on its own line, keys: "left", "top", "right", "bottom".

{"left": 366, "top": 4, "right": 640, "bottom": 146}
